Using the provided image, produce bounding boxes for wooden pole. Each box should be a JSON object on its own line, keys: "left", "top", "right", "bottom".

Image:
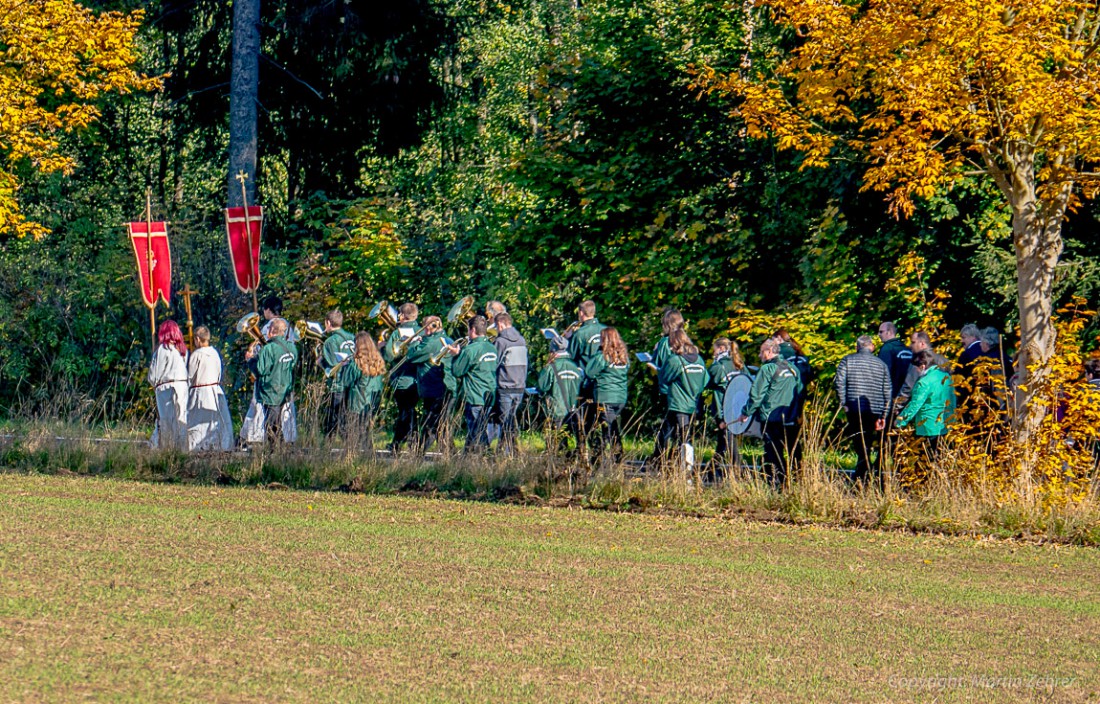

{"left": 236, "top": 171, "right": 259, "bottom": 313}
{"left": 144, "top": 189, "right": 157, "bottom": 352}
{"left": 181, "top": 283, "right": 197, "bottom": 350}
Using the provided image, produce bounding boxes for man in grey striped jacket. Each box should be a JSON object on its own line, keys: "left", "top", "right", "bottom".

{"left": 835, "top": 335, "right": 892, "bottom": 485}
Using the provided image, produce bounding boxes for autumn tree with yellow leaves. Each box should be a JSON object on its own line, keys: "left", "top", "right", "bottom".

{"left": 0, "top": 0, "right": 157, "bottom": 238}
{"left": 699, "top": 0, "right": 1100, "bottom": 440}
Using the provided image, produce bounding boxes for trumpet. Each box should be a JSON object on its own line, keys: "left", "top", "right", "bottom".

{"left": 430, "top": 336, "right": 468, "bottom": 366}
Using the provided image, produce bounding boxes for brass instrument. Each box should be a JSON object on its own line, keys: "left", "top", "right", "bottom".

{"left": 446, "top": 296, "right": 477, "bottom": 326}
{"left": 562, "top": 320, "right": 582, "bottom": 337}
{"left": 395, "top": 324, "right": 430, "bottom": 356}
{"left": 325, "top": 356, "right": 352, "bottom": 379}
{"left": 369, "top": 300, "right": 400, "bottom": 331}
{"left": 485, "top": 322, "right": 499, "bottom": 340}
{"left": 430, "top": 336, "right": 468, "bottom": 366}
{"left": 236, "top": 312, "right": 265, "bottom": 345}
{"left": 295, "top": 320, "right": 324, "bottom": 343}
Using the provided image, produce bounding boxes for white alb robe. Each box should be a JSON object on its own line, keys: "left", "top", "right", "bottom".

{"left": 187, "top": 346, "right": 234, "bottom": 451}
{"left": 148, "top": 345, "right": 189, "bottom": 450}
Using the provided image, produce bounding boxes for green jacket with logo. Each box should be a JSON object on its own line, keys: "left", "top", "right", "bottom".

{"left": 335, "top": 361, "right": 384, "bottom": 415}
{"left": 708, "top": 355, "right": 737, "bottom": 420}
{"left": 584, "top": 352, "right": 630, "bottom": 406}
{"left": 451, "top": 336, "right": 498, "bottom": 407}
{"left": 569, "top": 318, "right": 607, "bottom": 373}
{"left": 896, "top": 366, "right": 956, "bottom": 436}
{"left": 405, "top": 331, "right": 455, "bottom": 398}
{"left": 745, "top": 357, "right": 802, "bottom": 424}
{"left": 249, "top": 337, "right": 298, "bottom": 406}
{"left": 322, "top": 329, "right": 355, "bottom": 389}
{"left": 537, "top": 355, "right": 583, "bottom": 420}
{"left": 384, "top": 322, "right": 419, "bottom": 391}
{"left": 653, "top": 336, "right": 672, "bottom": 395}
{"left": 660, "top": 352, "right": 709, "bottom": 415}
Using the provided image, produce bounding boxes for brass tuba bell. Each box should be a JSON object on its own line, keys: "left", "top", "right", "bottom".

{"left": 235, "top": 312, "right": 265, "bottom": 346}
{"left": 295, "top": 319, "right": 324, "bottom": 343}
{"left": 446, "top": 296, "right": 476, "bottom": 326}
{"left": 369, "top": 300, "right": 400, "bottom": 331}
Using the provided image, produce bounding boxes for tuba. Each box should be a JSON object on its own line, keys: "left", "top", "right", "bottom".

{"left": 236, "top": 312, "right": 265, "bottom": 346}
{"left": 295, "top": 320, "right": 324, "bottom": 343}
{"left": 446, "top": 296, "right": 476, "bottom": 326}
{"left": 369, "top": 300, "right": 400, "bottom": 343}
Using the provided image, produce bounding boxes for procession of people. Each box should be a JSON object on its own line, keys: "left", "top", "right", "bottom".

{"left": 148, "top": 291, "right": 1063, "bottom": 486}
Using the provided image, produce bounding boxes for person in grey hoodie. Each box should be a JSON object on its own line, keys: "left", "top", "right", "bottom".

{"left": 488, "top": 312, "right": 528, "bottom": 454}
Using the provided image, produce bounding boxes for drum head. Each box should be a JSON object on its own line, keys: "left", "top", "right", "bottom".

{"left": 723, "top": 373, "right": 754, "bottom": 435}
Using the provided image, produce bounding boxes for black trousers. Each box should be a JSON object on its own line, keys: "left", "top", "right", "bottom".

{"left": 547, "top": 409, "right": 582, "bottom": 456}
{"left": 713, "top": 426, "right": 740, "bottom": 472}
{"left": 653, "top": 411, "right": 693, "bottom": 462}
{"left": 391, "top": 386, "right": 420, "bottom": 449}
{"left": 845, "top": 409, "right": 883, "bottom": 485}
{"left": 263, "top": 403, "right": 285, "bottom": 445}
{"left": 762, "top": 421, "right": 799, "bottom": 487}
{"left": 592, "top": 403, "right": 625, "bottom": 464}
{"left": 418, "top": 395, "right": 451, "bottom": 453}
{"left": 322, "top": 392, "right": 344, "bottom": 437}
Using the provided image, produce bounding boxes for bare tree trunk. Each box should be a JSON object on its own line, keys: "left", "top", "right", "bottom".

{"left": 228, "top": 0, "right": 260, "bottom": 207}
{"left": 1011, "top": 193, "right": 1063, "bottom": 441}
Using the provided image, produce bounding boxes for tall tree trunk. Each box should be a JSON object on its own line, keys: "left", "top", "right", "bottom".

{"left": 228, "top": 0, "right": 261, "bottom": 208}
{"left": 1011, "top": 193, "right": 1063, "bottom": 441}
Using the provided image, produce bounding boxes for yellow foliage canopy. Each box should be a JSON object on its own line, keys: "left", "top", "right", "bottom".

{"left": 701, "top": 0, "right": 1100, "bottom": 217}
{"left": 0, "top": 0, "right": 158, "bottom": 238}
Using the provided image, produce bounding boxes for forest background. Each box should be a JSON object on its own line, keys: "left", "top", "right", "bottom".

{"left": 3, "top": 0, "right": 1100, "bottom": 426}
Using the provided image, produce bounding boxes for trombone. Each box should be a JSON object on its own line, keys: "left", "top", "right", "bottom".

{"left": 430, "top": 336, "right": 468, "bottom": 366}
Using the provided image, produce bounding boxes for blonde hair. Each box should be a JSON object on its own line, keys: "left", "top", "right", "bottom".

{"left": 354, "top": 332, "right": 386, "bottom": 377}
{"left": 195, "top": 326, "right": 211, "bottom": 346}
{"left": 729, "top": 341, "right": 745, "bottom": 370}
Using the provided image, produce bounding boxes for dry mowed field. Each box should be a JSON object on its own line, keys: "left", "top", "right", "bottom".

{"left": 0, "top": 472, "right": 1097, "bottom": 703}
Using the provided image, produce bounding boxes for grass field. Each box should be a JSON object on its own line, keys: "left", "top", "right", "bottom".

{"left": 1, "top": 473, "right": 1097, "bottom": 703}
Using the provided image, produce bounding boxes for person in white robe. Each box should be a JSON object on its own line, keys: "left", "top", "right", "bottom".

{"left": 148, "top": 320, "right": 189, "bottom": 450}
{"left": 241, "top": 301, "right": 298, "bottom": 443}
{"left": 187, "top": 326, "right": 234, "bottom": 451}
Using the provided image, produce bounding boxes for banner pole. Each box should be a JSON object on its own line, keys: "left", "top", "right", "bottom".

{"left": 145, "top": 189, "right": 156, "bottom": 352}
{"left": 236, "top": 171, "right": 258, "bottom": 313}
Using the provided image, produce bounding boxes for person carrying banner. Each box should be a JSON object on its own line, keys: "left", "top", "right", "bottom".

{"left": 186, "top": 326, "right": 234, "bottom": 451}
{"left": 148, "top": 320, "right": 189, "bottom": 451}
{"left": 246, "top": 317, "right": 298, "bottom": 445}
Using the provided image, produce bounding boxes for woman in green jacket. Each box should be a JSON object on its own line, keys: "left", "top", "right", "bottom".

{"left": 336, "top": 332, "right": 387, "bottom": 450}
{"left": 896, "top": 349, "right": 956, "bottom": 461}
{"left": 584, "top": 327, "right": 630, "bottom": 464}
{"left": 653, "top": 328, "right": 710, "bottom": 464}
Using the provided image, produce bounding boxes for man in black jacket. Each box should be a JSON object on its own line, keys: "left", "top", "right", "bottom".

{"left": 835, "top": 335, "right": 892, "bottom": 485}
{"left": 877, "top": 321, "right": 912, "bottom": 401}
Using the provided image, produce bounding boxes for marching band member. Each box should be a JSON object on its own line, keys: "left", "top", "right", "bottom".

{"left": 384, "top": 302, "right": 421, "bottom": 454}
{"left": 537, "top": 336, "right": 582, "bottom": 455}
{"left": 321, "top": 309, "right": 355, "bottom": 436}
{"left": 489, "top": 312, "right": 528, "bottom": 455}
{"left": 447, "top": 315, "right": 498, "bottom": 453}
{"left": 584, "top": 327, "right": 631, "bottom": 464}
{"left": 708, "top": 338, "right": 745, "bottom": 469}
{"left": 246, "top": 317, "right": 298, "bottom": 445}
{"left": 649, "top": 308, "right": 685, "bottom": 465}
{"left": 241, "top": 297, "right": 299, "bottom": 444}
{"left": 186, "top": 326, "right": 234, "bottom": 451}
{"left": 653, "top": 328, "right": 710, "bottom": 466}
{"left": 148, "top": 320, "right": 189, "bottom": 450}
{"left": 334, "top": 332, "right": 386, "bottom": 450}
{"left": 566, "top": 300, "right": 606, "bottom": 444}
{"left": 406, "top": 316, "right": 455, "bottom": 454}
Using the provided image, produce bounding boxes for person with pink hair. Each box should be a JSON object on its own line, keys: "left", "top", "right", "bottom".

{"left": 148, "top": 320, "right": 189, "bottom": 450}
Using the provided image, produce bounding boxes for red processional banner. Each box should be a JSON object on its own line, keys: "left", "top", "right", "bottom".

{"left": 128, "top": 221, "right": 172, "bottom": 309}
{"left": 225, "top": 206, "right": 263, "bottom": 293}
